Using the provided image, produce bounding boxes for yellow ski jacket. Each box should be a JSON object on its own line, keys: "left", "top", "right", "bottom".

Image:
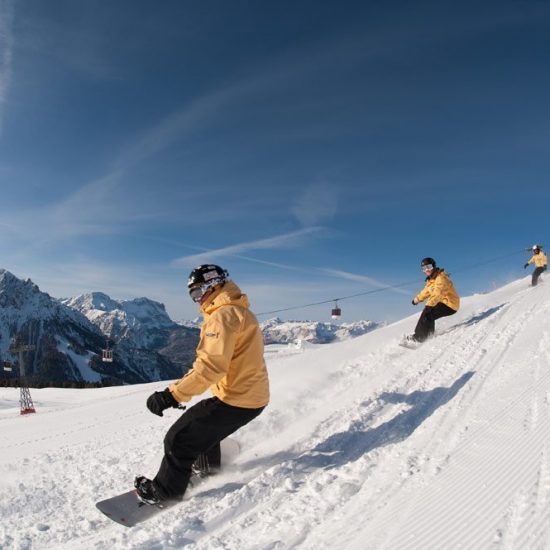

{"left": 528, "top": 251, "right": 548, "bottom": 268}
{"left": 414, "top": 269, "right": 460, "bottom": 311}
{"left": 169, "top": 281, "right": 270, "bottom": 409}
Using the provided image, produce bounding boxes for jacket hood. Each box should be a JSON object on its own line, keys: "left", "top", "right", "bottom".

{"left": 200, "top": 280, "right": 250, "bottom": 315}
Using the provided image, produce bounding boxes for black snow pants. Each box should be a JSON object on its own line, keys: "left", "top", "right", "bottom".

{"left": 154, "top": 396, "right": 264, "bottom": 500}
{"left": 532, "top": 266, "right": 547, "bottom": 286}
{"left": 414, "top": 302, "right": 457, "bottom": 342}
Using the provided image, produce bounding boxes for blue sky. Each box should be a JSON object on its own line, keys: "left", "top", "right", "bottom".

{"left": 0, "top": 0, "right": 549, "bottom": 323}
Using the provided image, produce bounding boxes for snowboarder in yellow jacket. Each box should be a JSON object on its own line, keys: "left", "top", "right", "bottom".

{"left": 135, "top": 264, "right": 269, "bottom": 505}
{"left": 406, "top": 257, "right": 460, "bottom": 344}
{"left": 524, "top": 245, "right": 547, "bottom": 286}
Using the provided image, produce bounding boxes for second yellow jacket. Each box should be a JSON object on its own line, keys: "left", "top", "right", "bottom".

{"left": 415, "top": 269, "right": 460, "bottom": 310}
{"left": 528, "top": 251, "right": 548, "bottom": 268}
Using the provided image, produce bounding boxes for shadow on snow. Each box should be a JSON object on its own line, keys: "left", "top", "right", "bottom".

{"left": 293, "top": 370, "right": 475, "bottom": 471}
{"left": 195, "top": 371, "right": 475, "bottom": 501}
{"left": 442, "top": 304, "right": 507, "bottom": 335}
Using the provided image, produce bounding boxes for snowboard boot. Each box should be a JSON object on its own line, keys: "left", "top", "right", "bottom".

{"left": 400, "top": 335, "right": 421, "bottom": 349}
{"left": 134, "top": 476, "right": 165, "bottom": 507}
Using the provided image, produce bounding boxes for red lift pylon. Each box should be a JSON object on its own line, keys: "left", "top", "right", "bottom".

{"left": 20, "top": 386, "right": 36, "bottom": 415}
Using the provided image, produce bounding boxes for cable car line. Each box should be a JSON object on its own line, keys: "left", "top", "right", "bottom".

{"left": 257, "top": 279, "right": 419, "bottom": 317}
{"left": 255, "top": 248, "right": 527, "bottom": 317}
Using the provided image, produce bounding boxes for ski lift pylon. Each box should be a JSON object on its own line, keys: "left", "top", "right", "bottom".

{"left": 331, "top": 301, "right": 341, "bottom": 320}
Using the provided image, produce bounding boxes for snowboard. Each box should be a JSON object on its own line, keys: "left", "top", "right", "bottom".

{"left": 96, "top": 437, "right": 240, "bottom": 527}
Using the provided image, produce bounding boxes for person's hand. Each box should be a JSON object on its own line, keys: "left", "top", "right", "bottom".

{"left": 412, "top": 298, "right": 418, "bottom": 305}
{"left": 146, "top": 389, "right": 178, "bottom": 417}
{"left": 524, "top": 263, "right": 529, "bottom": 269}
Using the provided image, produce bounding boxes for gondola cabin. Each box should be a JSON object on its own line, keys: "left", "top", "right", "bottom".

{"left": 331, "top": 302, "right": 341, "bottom": 320}
{"left": 102, "top": 349, "right": 113, "bottom": 363}
{"left": 3, "top": 361, "right": 13, "bottom": 372}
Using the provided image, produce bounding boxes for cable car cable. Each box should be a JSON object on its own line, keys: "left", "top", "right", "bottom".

{"left": 256, "top": 248, "right": 527, "bottom": 317}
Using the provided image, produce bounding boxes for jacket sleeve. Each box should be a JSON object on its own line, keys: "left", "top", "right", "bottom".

{"left": 528, "top": 256, "right": 534, "bottom": 265}
{"left": 169, "top": 309, "right": 239, "bottom": 402}
{"left": 415, "top": 284, "right": 431, "bottom": 304}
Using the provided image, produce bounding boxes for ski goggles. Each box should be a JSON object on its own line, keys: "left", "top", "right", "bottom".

{"left": 188, "top": 279, "right": 224, "bottom": 303}
{"left": 189, "top": 285, "right": 207, "bottom": 303}
{"left": 421, "top": 264, "right": 434, "bottom": 273}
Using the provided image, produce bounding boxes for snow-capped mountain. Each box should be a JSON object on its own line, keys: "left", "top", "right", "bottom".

{"left": 178, "top": 317, "right": 382, "bottom": 345}
{"left": 62, "top": 292, "right": 199, "bottom": 378}
{"left": 177, "top": 317, "right": 202, "bottom": 329}
{"left": 63, "top": 292, "right": 182, "bottom": 348}
{"left": 0, "top": 270, "right": 191, "bottom": 385}
{"left": 260, "top": 317, "right": 382, "bottom": 345}
{"left": 0, "top": 269, "right": 106, "bottom": 384}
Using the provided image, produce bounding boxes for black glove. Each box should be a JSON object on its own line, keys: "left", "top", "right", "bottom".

{"left": 524, "top": 263, "right": 529, "bottom": 269}
{"left": 147, "top": 388, "right": 178, "bottom": 417}
{"left": 411, "top": 299, "right": 417, "bottom": 305}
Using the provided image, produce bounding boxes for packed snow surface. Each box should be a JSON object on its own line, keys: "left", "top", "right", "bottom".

{"left": 1, "top": 276, "right": 550, "bottom": 549}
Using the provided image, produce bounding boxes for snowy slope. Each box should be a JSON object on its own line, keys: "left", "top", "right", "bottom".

{"left": 1, "top": 276, "right": 549, "bottom": 549}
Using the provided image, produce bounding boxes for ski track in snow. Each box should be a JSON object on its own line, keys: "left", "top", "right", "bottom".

{"left": 1, "top": 279, "right": 550, "bottom": 549}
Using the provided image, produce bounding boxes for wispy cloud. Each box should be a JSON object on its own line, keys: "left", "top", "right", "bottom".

{"left": 292, "top": 182, "right": 338, "bottom": 227}
{"left": 113, "top": 89, "right": 231, "bottom": 171}
{"left": 42, "top": 64, "right": 303, "bottom": 239}
{"left": 321, "top": 268, "right": 411, "bottom": 296}
{"left": 0, "top": 0, "right": 14, "bottom": 136}
{"left": 0, "top": 170, "right": 167, "bottom": 251}
{"left": 172, "top": 227, "right": 325, "bottom": 268}
{"left": 111, "top": 23, "right": 396, "bottom": 174}
{"left": 14, "top": 29, "right": 360, "bottom": 240}
{"left": 113, "top": 65, "right": 296, "bottom": 172}
{"left": 49, "top": 171, "right": 127, "bottom": 236}
{"left": 47, "top": 171, "right": 182, "bottom": 236}
{"left": 140, "top": 234, "right": 315, "bottom": 275}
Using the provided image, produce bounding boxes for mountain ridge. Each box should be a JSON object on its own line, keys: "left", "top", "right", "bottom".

{"left": 0, "top": 270, "right": 189, "bottom": 385}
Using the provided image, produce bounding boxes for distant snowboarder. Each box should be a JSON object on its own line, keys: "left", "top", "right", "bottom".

{"left": 402, "top": 257, "right": 460, "bottom": 347}
{"left": 524, "top": 245, "right": 547, "bottom": 286}
{"left": 134, "top": 264, "right": 269, "bottom": 506}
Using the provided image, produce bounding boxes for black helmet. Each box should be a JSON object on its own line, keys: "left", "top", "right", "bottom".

{"left": 187, "top": 264, "right": 229, "bottom": 302}
{"left": 421, "top": 257, "right": 436, "bottom": 268}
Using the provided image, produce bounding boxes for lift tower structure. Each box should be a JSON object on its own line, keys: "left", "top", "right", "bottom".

{"left": 8, "top": 338, "right": 37, "bottom": 415}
